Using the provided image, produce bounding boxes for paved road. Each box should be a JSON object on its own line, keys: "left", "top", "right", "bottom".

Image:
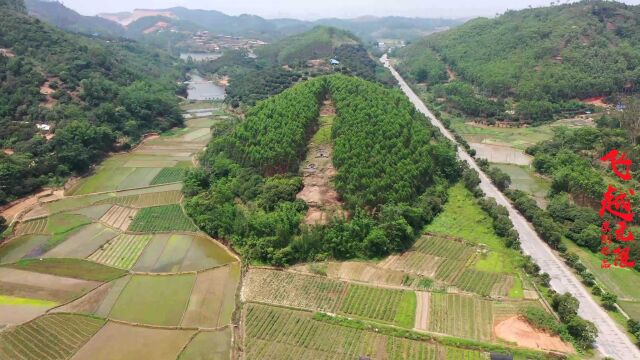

{"left": 382, "top": 55, "right": 640, "bottom": 360}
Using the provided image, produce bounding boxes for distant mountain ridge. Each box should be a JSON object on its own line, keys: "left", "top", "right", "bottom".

{"left": 25, "top": 0, "right": 124, "bottom": 36}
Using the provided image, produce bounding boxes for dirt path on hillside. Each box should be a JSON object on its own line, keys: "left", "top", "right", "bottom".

{"left": 414, "top": 291, "right": 431, "bottom": 331}
{"left": 297, "top": 100, "right": 345, "bottom": 225}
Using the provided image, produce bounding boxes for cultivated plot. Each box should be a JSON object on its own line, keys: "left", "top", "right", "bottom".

{"left": 43, "top": 223, "right": 119, "bottom": 259}
{"left": 0, "top": 267, "right": 101, "bottom": 303}
{"left": 181, "top": 263, "right": 240, "bottom": 328}
{"left": 0, "top": 234, "right": 51, "bottom": 264}
{"left": 428, "top": 293, "right": 493, "bottom": 341}
{"left": 89, "top": 234, "right": 153, "bottom": 269}
{"left": 132, "top": 233, "right": 235, "bottom": 273}
{"left": 243, "top": 304, "right": 487, "bottom": 360}
{"left": 128, "top": 204, "right": 197, "bottom": 232}
{"left": 99, "top": 205, "right": 138, "bottom": 231}
{"left": 178, "top": 328, "right": 232, "bottom": 360}
{"left": 0, "top": 295, "right": 58, "bottom": 327}
{"left": 108, "top": 273, "right": 195, "bottom": 326}
{"left": 71, "top": 321, "right": 194, "bottom": 360}
{"left": 243, "top": 269, "right": 346, "bottom": 312}
{"left": 0, "top": 314, "right": 105, "bottom": 360}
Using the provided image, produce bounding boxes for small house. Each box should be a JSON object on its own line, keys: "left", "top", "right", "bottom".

{"left": 330, "top": 59, "right": 340, "bottom": 65}
{"left": 36, "top": 124, "right": 51, "bottom": 132}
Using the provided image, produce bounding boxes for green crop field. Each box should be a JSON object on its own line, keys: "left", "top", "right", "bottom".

{"left": 414, "top": 236, "right": 475, "bottom": 261}
{"left": 179, "top": 329, "right": 232, "bottom": 360}
{"left": 244, "top": 269, "right": 346, "bottom": 312}
{"left": 244, "top": 304, "right": 487, "bottom": 359}
{"left": 128, "top": 204, "right": 198, "bottom": 232}
{"left": 0, "top": 235, "right": 50, "bottom": 265}
{"left": 0, "top": 314, "right": 105, "bottom": 360}
{"left": 89, "top": 234, "right": 153, "bottom": 269}
{"left": 109, "top": 274, "right": 195, "bottom": 326}
{"left": 428, "top": 293, "right": 493, "bottom": 341}
{"left": 151, "top": 168, "right": 186, "bottom": 185}
{"left": 95, "top": 190, "right": 183, "bottom": 208}
{"left": 7, "top": 258, "right": 126, "bottom": 282}
{"left": 339, "top": 285, "right": 414, "bottom": 326}
{"left": 434, "top": 259, "right": 466, "bottom": 283}
{"left": 454, "top": 269, "right": 502, "bottom": 297}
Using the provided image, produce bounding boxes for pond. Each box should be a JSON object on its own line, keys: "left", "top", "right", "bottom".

{"left": 185, "top": 73, "right": 225, "bottom": 101}
{"left": 493, "top": 164, "right": 550, "bottom": 208}
{"left": 470, "top": 143, "right": 532, "bottom": 166}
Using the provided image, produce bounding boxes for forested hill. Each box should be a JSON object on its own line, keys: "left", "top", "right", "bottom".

{"left": 25, "top": 0, "right": 125, "bottom": 37}
{"left": 0, "top": 0, "right": 184, "bottom": 204}
{"left": 186, "top": 74, "right": 460, "bottom": 264}
{"left": 200, "top": 26, "right": 393, "bottom": 106}
{"left": 398, "top": 1, "right": 640, "bottom": 105}
{"left": 256, "top": 26, "right": 360, "bottom": 66}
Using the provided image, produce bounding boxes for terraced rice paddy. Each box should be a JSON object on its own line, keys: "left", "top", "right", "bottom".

{"left": 0, "top": 267, "right": 102, "bottom": 303}
{"left": 89, "top": 234, "right": 153, "bottom": 269}
{"left": 70, "top": 321, "right": 195, "bottom": 360}
{"left": 0, "top": 235, "right": 51, "bottom": 264}
{"left": 132, "top": 234, "right": 236, "bottom": 273}
{"left": 128, "top": 204, "right": 197, "bottom": 232}
{"left": 243, "top": 269, "right": 346, "bottom": 312}
{"left": 99, "top": 205, "right": 138, "bottom": 231}
{"left": 428, "top": 293, "right": 493, "bottom": 341}
{"left": 0, "top": 314, "right": 105, "bottom": 360}
{"left": 178, "top": 329, "right": 232, "bottom": 360}
{"left": 43, "top": 223, "right": 119, "bottom": 259}
{"left": 108, "top": 274, "right": 195, "bottom": 326}
{"left": 243, "top": 304, "right": 487, "bottom": 360}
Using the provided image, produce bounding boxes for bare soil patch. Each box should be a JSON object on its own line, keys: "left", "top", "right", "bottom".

{"left": 52, "top": 281, "right": 115, "bottom": 315}
{"left": 494, "top": 316, "right": 573, "bottom": 353}
{"left": 0, "top": 304, "right": 50, "bottom": 326}
{"left": 414, "top": 291, "right": 431, "bottom": 331}
{"left": 297, "top": 100, "right": 345, "bottom": 225}
{"left": 580, "top": 96, "right": 609, "bottom": 107}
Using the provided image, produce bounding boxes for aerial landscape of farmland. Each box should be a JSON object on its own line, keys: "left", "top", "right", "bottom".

{"left": 3, "top": 0, "right": 640, "bottom": 359}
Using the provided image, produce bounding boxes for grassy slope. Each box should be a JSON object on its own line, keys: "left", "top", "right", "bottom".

{"left": 425, "top": 183, "right": 523, "bottom": 298}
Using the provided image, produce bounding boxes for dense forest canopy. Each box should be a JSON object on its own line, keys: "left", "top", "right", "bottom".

{"left": 0, "top": 1, "right": 184, "bottom": 204}
{"left": 185, "top": 75, "right": 459, "bottom": 265}
{"left": 397, "top": 0, "right": 640, "bottom": 122}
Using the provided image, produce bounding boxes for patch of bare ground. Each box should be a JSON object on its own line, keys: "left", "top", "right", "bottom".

{"left": 494, "top": 316, "right": 574, "bottom": 353}
{"left": 0, "top": 48, "right": 15, "bottom": 58}
{"left": 51, "top": 281, "right": 115, "bottom": 314}
{"left": 414, "top": 291, "right": 431, "bottom": 331}
{"left": 1, "top": 189, "right": 61, "bottom": 224}
{"left": 2, "top": 148, "right": 14, "bottom": 155}
{"left": 40, "top": 77, "right": 61, "bottom": 108}
{"left": 446, "top": 66, "right": 456, "bottom": 82}
{"left": 297, "top": 100, "right": 346, "bottom": 225}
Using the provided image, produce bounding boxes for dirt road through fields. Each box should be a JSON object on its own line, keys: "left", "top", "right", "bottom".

{"left": 383, "top": 54, "right": 640, "bottom": 360}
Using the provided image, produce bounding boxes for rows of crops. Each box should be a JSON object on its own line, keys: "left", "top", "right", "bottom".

{"left": 151, "top": 168, "right": 186, "bottom": 185}
{"left": 243, "top": 269, "right": 346, "bottom": 312}
{"left": 454, "top": 269, "right": 502, "bottom": 297}
{"left": 428, "top": 293, "right": 493, "bottom": 341}
{"left": 15, "top": 218, "right": 48, "bottom": 236}
{"left": 493, "top": 300, "right": 544, "bottom": 322}
{"left": 434, "top": 259, "right": 466, "bottom": 283}
{"left": 89, "top": 234, "right": 152, "bottom": 269}
{"left": 244, "top": 304, "right": 488, "bottom": 359}
{"left": 490, "top": 275, "right": 515, "bottom": 298}
{"left": 100, "top": 205, "right": 137, "bottom": 231}
{"left": 339, "top": 285, "right": 406, "bottom": 323}
{"left": 414, "top": 236, "right": 475, "bottom": 261}
{"left": 387, "top": 252, "right": 444, "bottom": 277}
{"left": 95, "top": 191, "right": 183, "bottom": 209}
{"left": 128, "top": 204, "right": 198, "bottom": 232}
{"left": 0, "top": 314, "right": 105, "bottom": 360}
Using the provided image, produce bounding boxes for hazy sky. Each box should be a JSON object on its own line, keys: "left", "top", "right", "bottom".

{"left": 60, "top": 0, "right": 640, "bottom": 19}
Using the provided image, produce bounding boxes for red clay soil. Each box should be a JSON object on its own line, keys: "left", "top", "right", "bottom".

{"left": 580, "top": 96, "right": 608, "bottom": 107}
{"left": 494, "top": 316, "right": 574, "bottom": 354}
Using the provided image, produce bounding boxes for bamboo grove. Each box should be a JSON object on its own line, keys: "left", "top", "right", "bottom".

{"left": 185, "top": 75, "right": 461, "bottom": 265}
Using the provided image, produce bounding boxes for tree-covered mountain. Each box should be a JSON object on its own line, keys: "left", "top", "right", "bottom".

{"left": 196, "top": 26, "right": 393, "bottom": 106}
{"left": 98, "top": 6, "right": 461, "bottom": 42}
{"left": 396, "top": 0, "right": 640, "bottom": 122}
{"left": 25, "top": 0, "right": 125, "bottom": 36}
{"left": 0, "top": 0, "right": 184, "bottom": 204}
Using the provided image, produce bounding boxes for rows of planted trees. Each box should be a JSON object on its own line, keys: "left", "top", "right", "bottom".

{"left": 185, "top": 74, "right": 460, "bottom": 265}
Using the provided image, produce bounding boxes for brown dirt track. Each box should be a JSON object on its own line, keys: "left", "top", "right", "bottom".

{"left": 494, "top": 316, "right": 573, "bottom": 353}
